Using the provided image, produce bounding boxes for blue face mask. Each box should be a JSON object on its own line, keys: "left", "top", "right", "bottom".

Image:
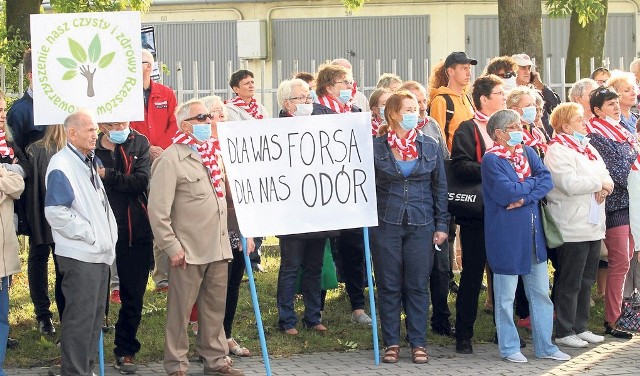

{"left": 338, "top": 89, "right": 352, "bottom": 104}
{"left": 521, "top": 106, "right": 537, "bottom": 123}
{"left": 507, "top": 131, "right": 524, "bottom": 146}
{"left": 309, "top": 89, "right": 318, "bottom": 103}
{"left": 191, "top": 123, "right": 212, "bottom": 142}
{"left": 572, "top": 131, "right": 588, "bottom": 144}
{"left": 400, "top": 112, "right": 419, "bottom": 131}
{"left": 108, "top": 128, "right": 130, "bottom": 144}
{"left": 379, "top": 106, "right": 385, "bottom": 120}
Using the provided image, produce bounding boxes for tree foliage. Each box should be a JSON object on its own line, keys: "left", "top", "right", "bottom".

{"left": 546, "top": 0, "right": 606, "bottom": 27}
{"left": 50, "top": 0, "right": 150, "bottom": 13}
{"left": 341, "top": 0, "right": 365, "bottom": 13}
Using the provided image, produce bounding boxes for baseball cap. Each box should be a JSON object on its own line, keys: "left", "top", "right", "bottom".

{"left": 512, "top": 53, "right": 534, "bottom": 67}
{"left": 444, "top": 52, "right": 478, "bottom": 69}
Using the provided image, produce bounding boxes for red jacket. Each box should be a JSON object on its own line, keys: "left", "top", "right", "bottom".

{"left": 130, "top": 81, "right": 178, "bottom": 149}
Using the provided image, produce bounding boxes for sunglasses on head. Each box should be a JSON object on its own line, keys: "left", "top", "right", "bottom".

{"left": 185, "top": 113, "right": 213, "bottom": 122}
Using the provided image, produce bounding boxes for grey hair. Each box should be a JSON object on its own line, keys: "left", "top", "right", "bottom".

{"left": 142, "top": 49, "right": 154, "bottom": 64}
{"left": 376, "top": 73, "right": 403, "bottom": 89}
{"left": 277, "top": 78, "right": 309, "bottom": 109}
{"left": 200, "top": 95, "right": 228, "bottom": 118}
{"left": 568, "top": 78, "right": 598, "bottom": 102}
{"left": 175, "top": 99, "right": 205, "bottom": 125}
{"left": 487, "top": 109, "right": 521, "bottom": 141}
{"left": 63, "top": 109, "right": 95, "bottom": 130}
{"left": 630, "top": 58, "right": 640, "bottom": 75}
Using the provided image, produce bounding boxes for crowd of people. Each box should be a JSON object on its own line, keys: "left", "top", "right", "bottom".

{"left": 0, "top": 46, "right": 639, "bottom": 376}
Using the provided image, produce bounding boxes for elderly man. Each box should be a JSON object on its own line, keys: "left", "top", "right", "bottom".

{"left": 130, "top": 49, "right": 178, "bottom": 293}
{"left": 95, "top": 121, "right": 152, "bottom": 374}
{"left": 569, "top": 78, "right": 599, "bottom": 121}
{"left": 148, "top": 99, "right": 241, "bottom": 376}
{"left": 44, "top": 109, "right": 118, "bottom": 375}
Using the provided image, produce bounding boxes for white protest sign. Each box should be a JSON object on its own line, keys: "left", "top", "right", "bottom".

{"left": 31, "top": 11, "right": 143, "bottom": 124}
{"left": 218, "top": 112, "right": 378, "bottom": 238}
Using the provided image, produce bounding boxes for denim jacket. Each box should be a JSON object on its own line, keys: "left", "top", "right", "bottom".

{"left": 373, "top": 133, "right": 450, "bottom": 231}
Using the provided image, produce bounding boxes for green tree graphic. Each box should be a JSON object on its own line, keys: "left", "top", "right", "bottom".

{"left": 57, "top": 34, "right": 116, "bottom": 97}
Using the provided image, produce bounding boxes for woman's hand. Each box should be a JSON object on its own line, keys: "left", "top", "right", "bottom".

{"left": 602, "top": 182, "right": 614, "bottom": 195}
{"left": 432, "top": 231, "right": 448, "bottom": 246}
{"left": 595, "top": 189, "right": 608, "bottom": 205}
{"left": 245, "top": 238, "right": 256, "bottom": 254}
{"left": 506, "top": 199, "right": 524, "bottom": 210}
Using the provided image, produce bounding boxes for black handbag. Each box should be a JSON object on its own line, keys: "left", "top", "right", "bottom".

{"left": 444, "top": 126, "right": 483, "bottom": 219}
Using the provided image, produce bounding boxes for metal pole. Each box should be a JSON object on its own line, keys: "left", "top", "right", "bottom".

{"left": 193, "top": 60, "right": 199, "bottom": 99}
{"left": 176, "top": 61, "right": 184, "bottom": 104}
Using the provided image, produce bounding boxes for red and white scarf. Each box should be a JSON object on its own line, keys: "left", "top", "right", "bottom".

{"left": 227, "top": 96, "right": 264, "bottom": 120}
{"left": 522, "top": 125, "right": 548, "bottom": 154}
{"left": 473, "top": 110, "right": 494, "bottom": 148}
{"left": 371, "top": 117, "right": 382, "bottom": 136}
{"left": 0, "top": 130, "right": 14, "bottom": 160}
{"left": 588, "top": 117, "right": 640, "bottom": 170}
{"left": 548, "top": 133, "right": 597, "bottom": 161}
{"left": 485, "top": 143, "right": 531, "bottom": 181}
{"left": 317, "top": 94, "right": 351, "bottom": 113}
{"left": 172, "top": 131, "right": 224, "bottom": 198}
{"left": 387, "top": 128, "right": 418, "bottom": 161}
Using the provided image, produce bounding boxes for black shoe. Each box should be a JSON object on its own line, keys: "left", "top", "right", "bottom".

{"left": 456, "top": 338, "right": 473, "bottom": 354}
{"left": 432, "top": 325, "right": 456, "bottom": 338}
{"left": 493, "top": 333, "right": 526, "bottom": 348}
{"left": 449, "top": 281, "right": 459, "bottom": 294}
{"left": 604, "top": 322, "right": 633, "bottom": 339}
{"left": 6, "top": 337, "right": 18, "bottom": 349}
{"left": 39, "top": 318, "right": 56, "bottom": 335}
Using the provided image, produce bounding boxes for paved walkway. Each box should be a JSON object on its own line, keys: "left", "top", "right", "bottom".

{"left": 7, "top": 336, "right": 640, "bottom": 375}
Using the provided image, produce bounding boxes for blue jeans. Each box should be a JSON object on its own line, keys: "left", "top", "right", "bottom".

{"left": 371, "top": 221, "right": 434, "bottom": 348}
{"left": 494, "top": 253, "right": 558, "bottom": 358}
{"left": 277, "top": 237, "right": 325, "bottom": 330}
{"left": 0, "top": 277, "right": 9, "bottom": 376}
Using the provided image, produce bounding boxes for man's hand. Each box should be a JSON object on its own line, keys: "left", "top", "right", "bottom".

{"left": 150, "top": 146, "right": 164, "bottom": 161}
{"left": 170, "top": 248, "right": 187, "bottom": 269}
{"left": 506, "top": 198, "right": 525, "bottom": 210}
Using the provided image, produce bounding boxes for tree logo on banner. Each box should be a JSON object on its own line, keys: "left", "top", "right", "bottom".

{"left": 57, "top": 35, "right": 116, "bottom": 97}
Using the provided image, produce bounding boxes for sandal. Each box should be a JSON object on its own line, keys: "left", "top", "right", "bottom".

{"left": 382, "top": 345, "right": 400, "bottom": 363}
{"left": 228, "top": 338, "right": 251, "bottom": 357}
{"left": 412, "top": 346, "right": 429, "bottom": 364}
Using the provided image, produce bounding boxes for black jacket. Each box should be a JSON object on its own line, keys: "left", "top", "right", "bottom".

{"left": 451, "top": 119, "right": 487, "bottom": 184}
{"left": 311, "top": 102, "right": 362, "bottom": 115}
{"left": 95, "top": 130, "right": 152, "bottom": 246}
{"left": 25, "top": 142, "right": 57, "bottom": 245}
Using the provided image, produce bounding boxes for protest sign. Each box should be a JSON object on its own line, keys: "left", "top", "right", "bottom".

{"left": 31, "top": 11, "right": 143, "bottom": 124}
{"left": 217, "top": 112, "right": 378, "bottom": 238}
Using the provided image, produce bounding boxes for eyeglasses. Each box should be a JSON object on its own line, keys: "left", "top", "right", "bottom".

{"left": 334, "top": 80, "right": 354, "bottom": 86}
{"left": 490, "top": 91, "right": 505, "bottom": 96}
{"left": 142, "top": 61, "right": 152, "bottom": 65}
{"left": 185, "top": 113, "right": 213, "bottom": 122}
{"left": 288, "top": 95, "right": 313, "bottom": 102}
{"left": 504, "top": 124, "right": 523, "bottom": 131}
{"left": 497, "top": 72, "right": 516, "bottom": 79}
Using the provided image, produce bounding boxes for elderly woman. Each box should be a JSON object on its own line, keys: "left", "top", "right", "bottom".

{"left": 482, "top": 109, "right": 570, "bottom": 363}
{"left": 312, "top": 66, "right": 372, "bottom": 325}
{"left": 369, "top": 88, "right": 392, "bottom": 136}
{"left": 451, "top": 74, "right": 505, "bottom": 353}
{"left": 569, "top": 79, "right": 599, "bottom": 121}
{"left": 507, "top": 87, "right": 547, "bottom": 157}
{"left": 0, "top": 91, "right": 25, "bottom": 375}
{"left": 273, "top": 79, "right": 330, "bottom": 334}
{"left": 376, "top": 73, "right": 403, "bottom": 91}
{"left": 587, "top": 87, "right": 638, "bottom": 338}
{"left": 545, "top": 103, "right": 613, "bottom": 348}
{"left": 607, "top": 72, "right": 638, "bottom": 134}
{"left": 225, "top": 69, "right": 270, "bottom": 121}
{"left": 313, "top": 64, "right": 360, "bottom": 115}
{"left": 371, "top": 90, "right": 449, "bottom": 364}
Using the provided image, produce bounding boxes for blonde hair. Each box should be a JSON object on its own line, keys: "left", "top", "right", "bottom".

{"left": 549, "top": 102, "right": 583, "bottom": 134}
{"left": 378, "top": 90, "right": 417, "bottom": 135}
{"left": 31, "top": 124, "right": 67, "bottom": 154}
{"left": 506, "top": 87, "right": 535, "bottom": 109}
{"left": 369, "top": 88, "right": 391, "bottom": 109}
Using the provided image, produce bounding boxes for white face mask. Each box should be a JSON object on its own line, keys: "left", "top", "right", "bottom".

{"left": 294, "top": 103, "right": 313, "bottom": 117}
{"left": 502, "top": 76, "right": 517, "bottom": 92}
{"left": 605, "top": 115, "right": 621, "bottom": 125}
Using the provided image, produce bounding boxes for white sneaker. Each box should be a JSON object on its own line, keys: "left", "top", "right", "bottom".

{"left": 577, "top": 330, "right": 605, "bottom": 343}
{"left": 541, "top": 350, "right": 571, "bottom": 361}
{"left": 555, "top": 334, "right": 588, "bottom": 348}
{"left": 505, "top": 351, "right": 528, "bottom": 363}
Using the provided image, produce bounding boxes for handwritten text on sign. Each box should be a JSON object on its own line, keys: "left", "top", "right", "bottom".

{"left": 217, "top": 112, "right": 378, "bottom": 238}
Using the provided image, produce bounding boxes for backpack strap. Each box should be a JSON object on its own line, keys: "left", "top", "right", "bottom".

{"left": 440, "top": 94, "right": 455, "bottom": 142}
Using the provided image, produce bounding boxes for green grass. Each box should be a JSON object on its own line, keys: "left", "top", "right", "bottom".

{"left": 5, "top": 236, "right": 607, "bottom": 367}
